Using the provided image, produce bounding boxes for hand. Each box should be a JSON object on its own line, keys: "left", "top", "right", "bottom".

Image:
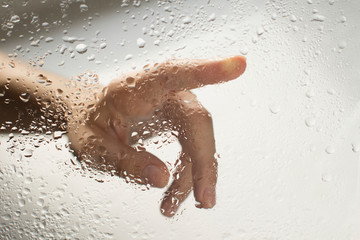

{"left": 66, "top": 56, "right": 246, "bottom": 217}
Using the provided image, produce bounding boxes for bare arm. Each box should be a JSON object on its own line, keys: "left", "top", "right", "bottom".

{"left": 0, "top": 52, "right": 101, "bottom": 131}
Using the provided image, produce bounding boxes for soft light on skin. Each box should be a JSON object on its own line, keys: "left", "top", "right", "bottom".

{"left": 220, "top": 56, "right": 247, "bottom": 77}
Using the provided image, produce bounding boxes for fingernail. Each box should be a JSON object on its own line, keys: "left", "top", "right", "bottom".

{"left": 142, "top": 165, "right": 163, "bottom": 187}
{"left": 202, "top": 186, "right": 216, "bottom": 208}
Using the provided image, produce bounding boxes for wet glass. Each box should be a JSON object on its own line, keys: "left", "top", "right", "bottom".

{"left": 1, "top": 0, "right": 359, "bottom": 239}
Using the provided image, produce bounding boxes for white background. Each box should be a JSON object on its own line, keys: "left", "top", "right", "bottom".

{"left": 1, "top": 0, "right": 360, "bottom": 239}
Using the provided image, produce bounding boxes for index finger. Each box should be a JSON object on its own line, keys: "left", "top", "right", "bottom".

{"left": 109, "top": 56, "right": 246, "bottom": 102}
{"left": 148, "top": 55, "right": 247, "bottom": 92}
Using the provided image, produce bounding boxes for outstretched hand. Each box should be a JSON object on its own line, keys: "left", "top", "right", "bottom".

{"left": 67, "top": 56, "right": 246, "bottom": 217}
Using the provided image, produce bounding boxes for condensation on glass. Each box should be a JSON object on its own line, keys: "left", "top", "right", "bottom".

{"left": 0, "top": 0, "right": 360, "bottom": 239}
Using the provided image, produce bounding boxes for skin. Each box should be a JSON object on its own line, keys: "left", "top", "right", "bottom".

{"left": 0, "top": 53, "right": 246, "bottom": 217}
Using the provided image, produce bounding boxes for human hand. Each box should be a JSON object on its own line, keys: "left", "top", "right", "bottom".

{"left": 66, "top": 56, "right": 246, "bottom": 217}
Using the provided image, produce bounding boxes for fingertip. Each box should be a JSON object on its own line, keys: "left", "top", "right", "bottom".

{"left": 202, "top": 186, "right": 216, "bottom": 208}
{"left": 233, "top": 55, "right": 247, "bottom": 75}
{"left": 194, "top": 185, "right": 216, "bottom": 209}
{"left": 220, "top": 55, "right": 247, "bottom": 79}
{"left": 125, "top": 151, "right": 169, "bottom": 188}
{"left": 142, "top": 163, "right": 170, "bottom": 188}
{"left": 160, "top": 197, "right": 179, "bottom": 217}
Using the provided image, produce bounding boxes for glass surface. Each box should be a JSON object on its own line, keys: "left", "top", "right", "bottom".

{"left": 1, "top": 0, "right": 359, "bottom": 239}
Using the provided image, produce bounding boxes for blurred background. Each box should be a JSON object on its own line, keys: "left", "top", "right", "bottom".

{"left": 0, "top": 0, "right": 359, "bottom": 239}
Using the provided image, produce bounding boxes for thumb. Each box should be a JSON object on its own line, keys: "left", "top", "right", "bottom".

{"left": 115, "top": 147, "right": 170, "bottom": 188}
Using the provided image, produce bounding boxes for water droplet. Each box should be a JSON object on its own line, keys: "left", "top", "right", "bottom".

{"left": 10, "top": 15, "right": 20, "bottom": 23}
{"left": 8, "top": 133, "right": 14, "bottom": 139}
{"left": 75, "top": 43, "right": 88, "bottom": 54}
{"left": 30, "top": 39, "right": 40, "bottom": 46}
{"left": 131, "top": 132, "right": 138, "bottom": 137}
{"left": 154, "top": 39, "right": 161, "bottom": 46}
{"left": 21, "top": 130, "right": 29, "bottom": 135}
{"left": 37, "top": 220, "right": 46, "bottom": 229}
{"left": 338, "top": 41, "right": 346, "bottom": 49}
{"left": 339, "top": 16, "right": 346, "bottom": 23}
{"left": 88, "top": 54, "right": 96, "bottom": 61}
{"left": 126, "top": 77, "right": 136, "bottom": 88}
{"left": 80, "top": 4, "right": 88, "bottom": 12}
{"left": 36, "top": 198, "right": 45, "bottom": 207}
{"left": 24, "top": 176, "right": 33, "bottom": 184}
{"left": 62, "top": 36, "right": 82, "bottom": 43}
{"left": 136, "top": 38, "right": 146, "bottom": 48}
{"left": 208, "top": 13, "right": 216, "bottom": 22}
{"left": 269, "top": 104, "right": 280, "bottom": 114}
{"left": 240, "top": 48, "right": 249, "bottom": 55}
{"left": 312, "top": 14, "right": 326, "bottom": 22}
{"left": 271, "top": 13, "right": 277, "bottom": 20}
{"left": 182, "top": 16, "right": 191, "bottom": 24}
{"left": 352, "top": 142, "right": 360, "bottom": 153}
{"left": 45, "top": 37, "right": 54, "bottom": 43}
{"left": 305, "top": 117, "right": 316, "bottom": 127}
{"left": 0, "top": 88, "right": 5, "bottom": 97}
{"left": 290, "top": 15, "right": 297, "bottom": 22}
{"left": 325, "top": 146, "right": 335, "bottom": 154}
{"left": 19, "top": 199, "right": 25, "bottom": 207}
{"left": 53, "top": 131, "right": 64, "bottom": 139}
{"left": 1, "top": 214, "right": 11, "bottom": 221}
{"left": 328, "top": 0, "right": 335, "bottom": 5}
{"left": 257, "top": 27, "right": 264, "bottom": 36}
{"left": 23, "top": 149, "right": 33, "bottom": 157}
{"left": 59, "top": 45, "right": 67, "bottom": 54}
{"left": 167, "top": 30, "right": 175, "bottom": 37}
{"left": 23, "top": 188, "right": 30, "bottom": 194}
{"left": 56, "top": 88, "right": 63, "bottom": 97}
{"left": 125, "top": 54, "right": 133, "bottom": 60}
{"left": 19, "top": 92, "right": 30, "bottom": 103}
{"left": 100, "top": 42, "right": 107, "bottom": 49}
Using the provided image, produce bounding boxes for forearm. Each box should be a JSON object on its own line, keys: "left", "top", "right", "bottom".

{"left": 0, "top": 53, "right": 70, "bottom": 107}
{"left": 0, "top": 53, "right": 101, "bottom": 131}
